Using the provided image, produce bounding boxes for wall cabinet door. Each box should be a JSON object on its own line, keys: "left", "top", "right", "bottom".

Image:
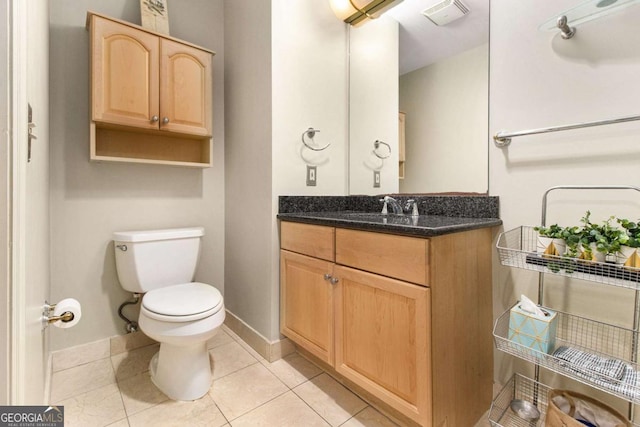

{"left": 280, "top": 250, "right": 334, "bottom": 365}
{"left": 160, "top": 39, "right": 212, "bottom": 136}
{"left": 334, "top": 265, "right": 431, "bottom": 426}
{"left": 91, "top": 16, "right": 160, "bottom": 130}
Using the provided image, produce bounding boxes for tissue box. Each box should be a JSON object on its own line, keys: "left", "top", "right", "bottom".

{"left": 508, "top": 304, "right": 558, "bottom": 354}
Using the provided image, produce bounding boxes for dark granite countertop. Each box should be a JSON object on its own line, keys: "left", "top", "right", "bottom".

{"left": 277, "top": 211, "right": 502, "bottom": 237}
{"left": 277, "top": 195, "right": 502, "bottom": 237}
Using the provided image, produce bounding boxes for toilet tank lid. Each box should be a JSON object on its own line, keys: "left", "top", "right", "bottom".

{"left": 113, "top": 227, "right": 204, "bottom": 243}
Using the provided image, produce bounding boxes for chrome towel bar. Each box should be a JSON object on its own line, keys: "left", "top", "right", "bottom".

{"left": 494, "top": 113, "right": 640, "bottom": 147}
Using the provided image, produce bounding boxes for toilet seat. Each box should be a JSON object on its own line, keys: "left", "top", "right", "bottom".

{"left": 142, "top": 282, "right": 223, "bottom": 322}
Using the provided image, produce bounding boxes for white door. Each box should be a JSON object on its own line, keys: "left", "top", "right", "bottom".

{"left": 4, "top": 0, "right": 51, "bottom": 405}
{"left": 0, "top": 0, "right": 11, "bottom": 406}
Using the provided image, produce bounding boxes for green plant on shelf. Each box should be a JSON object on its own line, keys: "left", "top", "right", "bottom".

{"left": 562, "top": 226, "right": 582, "bottom": 258}
{"left": 580, "top": 211, "right": 629, "bottom": 261}
{"left": 595, "top": 216, "right": 628, "bottom": 258}
{"left": 534, "top": 224, "right": 564, "bottom": 238}
{"left": 617, "top": 218, "right": 640, "bottom": 249}
{"left": 532, "top": 212, "right": 640, "bottom": 271}
{"left": 561, "top": 226, "right": 582, "bottom": 273}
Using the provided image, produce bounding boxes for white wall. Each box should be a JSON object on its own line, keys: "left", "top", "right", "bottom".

{"left": 490, "top": 0, "right": 640, "bottom": 402}
{"left": 225, "top": 0, "right": 348, "bottom": 342}
{"left": 271, "top": 0, "right": 349, "bottom": 340}
{"left": 49, "top": 0, "right": 225, "bottom": 350}
{"left": 271, "top": 0, "right": 349, "bottom": 198}
{"left": 349, "top": 17, "right": 399, "bottom": 195}
{"left": 400, "top": 43, "right": 488, "bottom": 193}
{"left": 224, "top": 0, "right": 274, "bottom": 340}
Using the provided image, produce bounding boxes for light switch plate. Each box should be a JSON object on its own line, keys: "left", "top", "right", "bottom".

{"left": 373, "top": 171, "right": 380, "bottom": 188}
{"left": 306, "top": 165, "right": 317, "bottom": 186}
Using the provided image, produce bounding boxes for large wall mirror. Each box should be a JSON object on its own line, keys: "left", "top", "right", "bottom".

{"left": 348, "top": 0, "right": 490, "bottom": 195}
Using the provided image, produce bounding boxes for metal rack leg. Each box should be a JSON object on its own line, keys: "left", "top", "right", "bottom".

{"left": 630, "top": 288, "right": 640, "bottom": 422}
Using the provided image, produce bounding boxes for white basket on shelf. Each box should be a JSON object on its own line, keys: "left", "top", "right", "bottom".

{"left": 494, "top": 303, "right": 640, "bottom": 403}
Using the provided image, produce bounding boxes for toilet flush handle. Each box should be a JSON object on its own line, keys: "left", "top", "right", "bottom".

{"left": 116, "top": 244, "right": 127, "bottom": 251}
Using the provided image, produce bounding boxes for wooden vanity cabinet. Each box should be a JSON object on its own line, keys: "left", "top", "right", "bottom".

{"left": 280, "top": 221, "right": 493, "bottom": 427}
{"left": 280, "top": 222, "right": 335, "bottom": 364}
{"left": 88, "top": 12, "right": 213, "bottom": 167}
{"left": 280, "top": 250, "right": 335, "bottom": 365}
{"left": 334, "top": 265, "right": 431, "bottom": 424}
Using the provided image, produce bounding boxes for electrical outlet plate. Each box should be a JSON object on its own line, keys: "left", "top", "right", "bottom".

{"left": 306, "top": 165, "right": 317, "bottom": 186}
{"left": 373, "top": 171, "right": 381, "bottom": 188}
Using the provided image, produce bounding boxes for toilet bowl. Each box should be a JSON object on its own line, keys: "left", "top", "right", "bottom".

{"left": 113, "top": 227, "right": 225, "bottom": 401}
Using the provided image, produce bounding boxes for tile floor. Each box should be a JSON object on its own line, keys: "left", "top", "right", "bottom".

{"left": 50, "top": 326, "right": 492, "bottom": 426}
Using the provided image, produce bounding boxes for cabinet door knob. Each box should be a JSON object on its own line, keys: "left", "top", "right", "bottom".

{"left": 151, "top": 115, "right": 159, "bottom": 123}
{"left": 162, "top": 117, "right": 170, "bottom": 124}
{"left": 323, "top": 274, "right": 338, "bottom": 284}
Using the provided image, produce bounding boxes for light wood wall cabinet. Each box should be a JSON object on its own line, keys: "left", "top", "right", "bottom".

{"left": 87, "top": 12, "right": 213, "bottom": 167}
{"left": 280, "top": 221, "right": 493, "bottom": 426}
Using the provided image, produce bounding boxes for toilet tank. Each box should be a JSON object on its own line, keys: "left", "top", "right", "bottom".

{"left": 113, "top": 227, "right": 204, "bottom": 293}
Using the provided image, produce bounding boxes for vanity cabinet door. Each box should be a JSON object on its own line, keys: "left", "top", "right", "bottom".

{"left": 159, "top": 39, "right": 212, "bottom": 137}
{"left": 280, "top": 250, "right": 334, "bottom": 365}
{"left": 91, "top": 15, "right": 160, "bottom": 130}
{"left": 334, "top": 265, "right": 431, "bottom": 426}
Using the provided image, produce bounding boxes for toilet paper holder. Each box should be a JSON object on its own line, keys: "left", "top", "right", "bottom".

{"left": 42, "top": 301, "right": 75, "bottom": 327}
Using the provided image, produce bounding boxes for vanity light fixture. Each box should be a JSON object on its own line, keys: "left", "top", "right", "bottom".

{"left": 540, "top": 0, "right": 640, "bottom": 38}
{"left": 329, "top": 0, "right": 403, "bottom": 26}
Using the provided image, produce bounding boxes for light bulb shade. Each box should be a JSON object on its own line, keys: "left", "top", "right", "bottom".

{"left": 330, "top": 0, "right": 403, "bottom": 26}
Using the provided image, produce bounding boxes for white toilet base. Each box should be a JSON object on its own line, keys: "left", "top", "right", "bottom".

{"left": 149, "top": 341, "right": 212, "bottom": 401}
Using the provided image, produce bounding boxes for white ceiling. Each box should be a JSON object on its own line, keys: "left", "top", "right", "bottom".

{"left": 386, "top": 0, "right": 490, "bottom": 75}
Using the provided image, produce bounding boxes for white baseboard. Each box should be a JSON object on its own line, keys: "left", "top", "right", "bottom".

{"left": 224, "top": 309, "right": 295, "bottom": 363}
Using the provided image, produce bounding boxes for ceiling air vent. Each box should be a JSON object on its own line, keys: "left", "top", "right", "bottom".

{"left": 422, "top": 0, "right": 470, "bottom": 26}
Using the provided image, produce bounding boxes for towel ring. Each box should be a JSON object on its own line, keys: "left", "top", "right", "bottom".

{"left": 301, "top": 128, "right": 331, "bottom": 152}
{"left": 373, "top": 140, "right": 391, "bottom": 159}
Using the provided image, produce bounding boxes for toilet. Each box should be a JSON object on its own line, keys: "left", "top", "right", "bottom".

{"left": 113, "top": 227, "right": 224, "bottom": 401}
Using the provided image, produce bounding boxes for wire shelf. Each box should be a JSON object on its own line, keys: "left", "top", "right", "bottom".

{"left": 494, "top": 304, "right": 640, "bottom": 403}
{"left": 489, "top": 373, "right": 549, "bottom": 426}
{"left": 489, "top": 373, "right": 640, "bottom": 427}
{"left": 497, "top": 226, "right": 640, "bottom": 291}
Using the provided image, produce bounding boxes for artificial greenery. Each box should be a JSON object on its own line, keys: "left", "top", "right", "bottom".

{"left": 535, "top": 211, "right": 640, "bottom": 263}
{"left": 534, "top": 224, "right": 564, "bottom": 239}
{"left": 618, "top": 218, "right": 640, "bottom": 248}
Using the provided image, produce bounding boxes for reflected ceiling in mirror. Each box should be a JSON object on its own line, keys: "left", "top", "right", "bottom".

{"left": 388, "top": 0, "right": 489, "bottom": 74}
{"left": 348, "top": 0, "right": 490, "bottom": 195}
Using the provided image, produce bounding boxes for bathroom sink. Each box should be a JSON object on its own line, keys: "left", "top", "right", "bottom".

{"left": 339, "top": 212, "right": 422, "bottom": 225}
{"left": 277, "top": 211, "right": 503, "bottom": 237}
{"left": 341, "top": 212, "right": 407, "bottom": 218}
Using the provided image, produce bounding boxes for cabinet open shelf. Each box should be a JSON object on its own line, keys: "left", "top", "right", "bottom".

{"left": 90, "top": 125, "right": 212, "bottom": 168}
{"left": 497, "top": 226, "right": 640, "bottom": 291}
{"left": 494, "top": 304, "right": 640, "bottom": 403}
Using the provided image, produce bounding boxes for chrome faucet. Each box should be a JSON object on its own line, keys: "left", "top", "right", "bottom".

{"left": 405, "top": 199, "right": 419, "bottom": 217}
{"left": 381, "top": 196, "right": 403, "bottom": 215}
